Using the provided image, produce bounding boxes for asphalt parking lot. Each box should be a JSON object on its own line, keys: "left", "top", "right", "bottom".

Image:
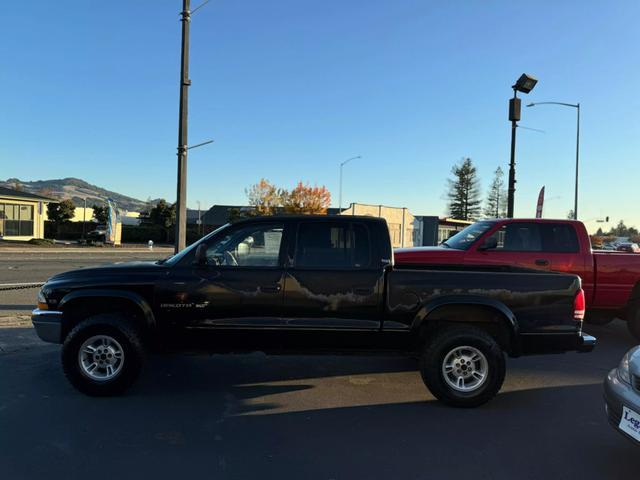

{"left": 0, "top": 251, "right": 637, "bottom": 479}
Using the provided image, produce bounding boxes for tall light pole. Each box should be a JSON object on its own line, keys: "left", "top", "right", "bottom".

{"left": 338, "top": 155, "right": 361, "bottom": 211}
{"left": 175, "top": 0, "right": 191, "bottom": 253}
{"left": 174, "top": 0, "right": 212, "bottom": 253}
{"left": 506, "top": 74, "right": 538, "bottom": 218}
{"left": 527, "top": 101, "right": 580, "bottom": 220}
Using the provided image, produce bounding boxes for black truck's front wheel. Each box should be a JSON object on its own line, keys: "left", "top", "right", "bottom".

{"left": 61, "top": 314, "right": 144, "bottom": 396}
{"left": 420, "top": 326, "right": 506, "bottom": 408}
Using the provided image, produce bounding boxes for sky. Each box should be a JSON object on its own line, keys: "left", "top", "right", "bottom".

{"left": 1, "top": 0, "right": 638, "bottom": 232}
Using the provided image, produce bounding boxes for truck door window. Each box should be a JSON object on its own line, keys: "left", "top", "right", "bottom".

{"left": 485, "top": 223, "right": 543, "bottom": 252}
{"left": 296, "top": 222, "right": 371, "bottom": 268}
{"left": 540, "top": 224, "right": 579, "bottom": 253}
{"left": 206, "top": 223, "right": 284, "bottom": 267}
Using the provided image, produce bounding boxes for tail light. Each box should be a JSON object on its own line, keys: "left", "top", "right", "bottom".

{"left": 574, "top": 288, "right": 586, "bottom": 321}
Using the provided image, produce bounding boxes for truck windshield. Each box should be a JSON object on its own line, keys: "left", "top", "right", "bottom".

{"left": 442, "top": 221, "right": 495, "bottom": 250}
{"left": 160, "top": 224, "right": 231, "bottom": 266}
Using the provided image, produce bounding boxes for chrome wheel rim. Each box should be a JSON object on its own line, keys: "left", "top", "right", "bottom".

{"left": 78, "top": 335, "right": 125, "bottom": 381}
{"left": 442, "top": 345, "right": 488, "bottom": 392}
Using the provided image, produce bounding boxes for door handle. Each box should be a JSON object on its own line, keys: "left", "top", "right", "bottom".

{"left": 260, "top": 284, "right": 282, "bottom": 293}
{"left": 535, "top": 259, "right": 549, "bottom": 266}
{"left": 354, "top": 287, "right": 374, "bottom": 295}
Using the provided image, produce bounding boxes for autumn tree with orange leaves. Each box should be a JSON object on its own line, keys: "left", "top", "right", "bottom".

{"left": 282, "top": 182, "right": 331, "bottom": 214}
{"left": 243, "top": 179, "right": 331, "bottom": 216}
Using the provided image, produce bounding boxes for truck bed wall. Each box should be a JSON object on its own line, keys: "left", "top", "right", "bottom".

{"left": 385, "top": 267, "right": 581, "bottom": 334}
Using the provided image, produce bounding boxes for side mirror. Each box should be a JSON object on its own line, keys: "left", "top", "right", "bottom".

{"left": 478, "top": 237, "right": 498, "bottom": 251}
{"left": 194, "top": 243, "right": 207, "bottom": 265}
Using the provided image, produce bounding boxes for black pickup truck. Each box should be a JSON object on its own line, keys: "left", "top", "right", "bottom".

{"left": 32, "top": 215, "right": 595, "bottom": 407}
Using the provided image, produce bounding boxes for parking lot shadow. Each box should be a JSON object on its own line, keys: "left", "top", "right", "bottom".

{"left": 1, "top": 319, "right": 637, "bottom": 480}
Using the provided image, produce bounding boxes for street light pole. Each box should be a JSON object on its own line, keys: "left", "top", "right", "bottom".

{"left": 507, "top": 89, "right": 519, "bottom": 218}
{"left": 175, "top": 0, "right": 191, "bottom": 254}
{"left": 506, "top": 74, "right": 538, "bottom": 218}
{"left": 526, "top": 101, "right": 580, "bottom": 219}
{"left": 338, "top": 155, "right": 361, "bottom": 211}
{"left": 574, "top": 103, "right": 580, "bottom": 220}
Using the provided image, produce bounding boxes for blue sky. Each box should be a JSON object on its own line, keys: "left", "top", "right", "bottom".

{"left": 1, "top": 0, "right": 638, "bottom": 231}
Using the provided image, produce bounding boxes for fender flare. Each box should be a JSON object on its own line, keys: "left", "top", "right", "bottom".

{"left": 59, "top": 289, "right": 156, "bottom": 331}
{"left": 411, "top": 295, "right": 520, "bottom": 350}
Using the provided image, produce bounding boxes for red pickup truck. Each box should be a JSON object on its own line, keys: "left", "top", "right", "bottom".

{"left": 395, "top": 219, "right": 640, "bottom": 339}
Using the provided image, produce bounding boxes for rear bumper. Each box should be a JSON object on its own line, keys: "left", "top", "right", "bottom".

{"left": 31, "top": 309, "right": 63, "bottom": 344}
{"left": 519, "top": 332, "right": 596, "bottom": 355}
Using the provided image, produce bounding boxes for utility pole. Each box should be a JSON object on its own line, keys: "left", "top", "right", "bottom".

{"left": 175, "top": 0, "right": 191, "bottom": 253}
{"left": 82, "top": 197, "right": 87, "bottom": 240}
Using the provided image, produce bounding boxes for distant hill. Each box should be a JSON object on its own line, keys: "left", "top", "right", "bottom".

{"left": 1, "top": 177, "right": 154, "bottom": 212}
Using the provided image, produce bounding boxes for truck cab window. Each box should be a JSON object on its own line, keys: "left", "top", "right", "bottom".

{"left": 485, "top": 223, "right": 543, "bottom": 252}
{"left": 206, "top": 223, "right": 283, "bottom": 267}
{"left": 296, "top": 222, "right": 371, "bottom": 268}
{"left": 541, "top": 224, "right": 579, "bottom": 253}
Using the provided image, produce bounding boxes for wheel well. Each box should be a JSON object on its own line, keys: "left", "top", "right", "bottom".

{"left": 418, "top": 304, "right": 515, "bottom": 355}
{"left": 61, "top": 297, "right": 150, "bottom": 340}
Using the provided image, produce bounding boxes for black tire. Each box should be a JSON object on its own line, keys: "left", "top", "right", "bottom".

{"left": 420, "top": 326, "right": 506, "bottom": 408}
{"left": 628, "top": 305, "right": 640, "bottom": 341}
{"left": 61, "top": 314, "right": 145, "bottom": 396}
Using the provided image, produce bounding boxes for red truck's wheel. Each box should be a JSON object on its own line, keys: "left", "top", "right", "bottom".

{"left": 420, "top": 326, "right": 506, "bottom": 408}
{"left": 61, "top": 314, "right": 145, "bottom": 396}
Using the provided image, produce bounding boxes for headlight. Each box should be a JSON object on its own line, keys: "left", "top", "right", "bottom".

{"left": 618, "top": 346, "right": 640, "bottom": 385}
{"left": 37, "top": 291, "right": 48, "bottom": 310}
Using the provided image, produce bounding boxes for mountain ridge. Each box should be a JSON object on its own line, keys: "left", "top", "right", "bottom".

{"left": 1, "top": 177, "right": 156, "bottom": 212}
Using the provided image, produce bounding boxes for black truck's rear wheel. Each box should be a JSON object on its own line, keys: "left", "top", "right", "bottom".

{"left": 61, "top": 314, "right": 144, "bottom": 396}
{"left": 420, "top": 326, "right": 506, "bottom": 408}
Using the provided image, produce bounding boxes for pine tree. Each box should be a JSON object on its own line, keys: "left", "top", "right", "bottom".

{"left": 484, "top": 167, "right": 507, "bottom": 218}
{"left": 447, "top": 158, "right": 482, "bottom": 221}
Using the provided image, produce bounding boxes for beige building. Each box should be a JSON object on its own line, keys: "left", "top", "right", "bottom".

{"left": 47, "top": 206, "right": 141, "bottom": 225}
{"left": 0, "top": 187, "right": 52, "bottom": 241}
{"left": 340, "top": 203, "right": 417, "bottom": 248}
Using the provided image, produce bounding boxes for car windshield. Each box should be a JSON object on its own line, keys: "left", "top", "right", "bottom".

{"left": 160, "top": 224, "right": 231, "bottom": 266}
{"left": 442, "top": 221, "right": 496, "bottom": 250}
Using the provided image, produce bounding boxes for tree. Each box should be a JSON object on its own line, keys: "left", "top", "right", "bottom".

{"left": 245, "top": 179, "right": 283, "bottom": 216}
{"left": 483, "top": 167, "right": 506, "bottom": 218}
{"left": 447, "top": 158, "right": 481, "bottom": 221}
{"left": 243, "top": 179, "right": 333, "bottom": 216}
{"left": 567, "top": 210, "right": 575, "bottom": 220}
{"left": 282, "top": 182, "right": 331, "bottom": 214}
{"left": 47, "top": 200, "right": 76, "bottom": 237}
{"left": 47, "top": 199, "right": 75, "bottom": 224}
{"left": 595, "top": 227, "right": 604, "bottom": 236}
{"left": 608, "top": 220, "right": 638, "bottom": 238}
{"left": 92, "top": 204, "right": 109, "bottom": 224}
{"left": 148, "top": 199, "right": 176, "bottom": 241}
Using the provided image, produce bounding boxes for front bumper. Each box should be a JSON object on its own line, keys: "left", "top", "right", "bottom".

{"left": 603, "top": 368, "right": 640, "bottom": 445}
{"left": 31, "top": 309, "right": 63, "bottom": 344}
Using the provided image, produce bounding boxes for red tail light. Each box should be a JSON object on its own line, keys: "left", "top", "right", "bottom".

{"left": 574, "top": 288, "right": 586, "bottom": 321}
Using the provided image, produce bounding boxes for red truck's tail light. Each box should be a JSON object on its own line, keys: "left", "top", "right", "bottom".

{"left": 574, "top": 288, "right": 586, "bottom": 321}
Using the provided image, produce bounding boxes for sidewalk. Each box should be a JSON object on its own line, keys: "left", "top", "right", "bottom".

{"left": 0, "top": 316, "right": 46, "bottom": 354}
